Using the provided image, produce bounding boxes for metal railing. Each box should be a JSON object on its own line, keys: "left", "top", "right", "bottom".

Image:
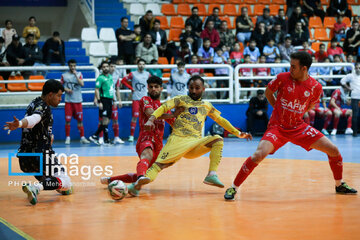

{"left": 80, "top": 0, "right": 95, "bottom": 25}
{"left": 234, "top": 63, "right": 355, "bottom": 103}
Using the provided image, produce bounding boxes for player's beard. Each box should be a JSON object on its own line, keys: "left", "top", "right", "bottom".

{"left": 150, "top": 92, "right": 160, "bottom": 100}
{"left": 189, "top": 92, "right": 202, "bottom": 101}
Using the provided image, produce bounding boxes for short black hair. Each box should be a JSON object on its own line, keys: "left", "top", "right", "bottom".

{"left": 154, "top": 19, "right": 161, "bottom": 25}
{"left": 137, "top": 58, "right": 146, "bottom": 64}
{"left": 213, "top": 7, "right": 219, "bottom": 12}
{"left": 192, "top": 6, "right": 198, "bottom": 11}
{"left": 68, "top": 59, "right": 77, "bottom": 65}
{"left": 146, "top": 10, "right": 153, "bottom": 14}
{"left": 147, "top": 75, "right": 162, "bottom": 86}
{"left": 42, "top": 79, "right": 64, "bottom": 96}
{"left": 203, "top": 38, "right": 210, "bottom": 43}
{"left": 331, "top": 37, "right": 338, "bottom": 43}
{"left": 121, "top": 17, "right": 128, "bottom": 22}
{"left": 26, "top": 33, "right": 34, "bottom": 39}
{"left": 5, "top": 20, "right": 12, "bottom": 25}
{"left": 53, "top": 31, "right": 60, "bottom": 37}
{"left": 29, "top": 16, "right": 36, "bottom": 21}
{"left": 290, "top": 51, "right": 312, "bottom": 70}
{"left": 177, "top": 61, "right": 185, "bottom": 67}
{"left": 134, "top": 24, "right": 140, "bottom": 29}
{"left": 187, "top": 75, "right": 204, "bottom": 86}
{"left": 257, "top": 89, "right": 265, "bottom": 95}
{"left": 99, "top": 60, "right": 109, "bottom": 69}
{"left": 320, "top": 43, "right": 325, "bottom": 48}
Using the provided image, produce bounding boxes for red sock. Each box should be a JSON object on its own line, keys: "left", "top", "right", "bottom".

{"left": 78, "top": 125, "right": 84, "bottom": 137}
{"left": 65, "top": 124, "right": 70, "bottom": 137}
{"left": 333, "top": 115, "right": 339, "bottom": 129}
{"left": 323, "top": 114, "right": 332, "bottom": 129}
{"left": 136, "top": 158, "right": 150, "bottom": 177}
{"left": 110, "top": 173, "right": 137, "bottom": 183}
{"left": 113, "top": 122, "right": 119, "bottom": 137}
{"left": 347, "top": 116, "right": 352, "bottom": 128}
{"left": 309, "top": 111, "right": 315, "bottom": 126}
{"left": 233, "top": 157, "right": 258, "bottom": 187}
{"left": 303, "top": 115, "right": 310, "bottom": 124}
{"left": 328, "top": 155, "right": 343, "bottom": 180}
{"left": 130, "top": 121, "right": 137, "bottom": 136}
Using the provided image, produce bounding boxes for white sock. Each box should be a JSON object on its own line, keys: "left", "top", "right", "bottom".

{"left": 231, "top": 183, "right": 238, "bottom": 191}
{"left": 36, "top": 183, "right": 44, "bottom": 192}
{"left": 81, "top": 136, "right": 86, "bottom": 140}
{"left": 208, "top": 171, "right": 216, "bottom": 177}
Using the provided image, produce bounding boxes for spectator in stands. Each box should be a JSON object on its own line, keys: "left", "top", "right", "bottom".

{"left": 176, "top": 42, "right": 191, "bottom": 63}
{"left": 42, "top": 31, "right": 65, "bottom": 66}
{"left": 23, "top": 34, "right": 43, "bottom": 67}
{"left": 268, "top": 23, "right": 286, "bottom": 45}
{"left": 286, "top": 0, "right": 301, "bottom": 18}
{"left": 186, "top": 55, "right": 204, "bottom": 76}
{"left": 343, "top": 21, "right": 360, "bottom": 56}
{"left": 341, "top": 62, "right": 360, "bottom": 136}
{"left": 239, "top": 54, "right": 253, "bottom": 98}
{"left": 167, "top": 61, "right": 190, "bottom": 98}
{"left": 139, "top": 10, "right": 155, "bottom": 36}
{"left": 274, "top": 8, "right": 287, "bottom": 32}
{"left": 345, "top": 54, "right": 355, "bottom": 73}
{"left": 279, "top": 37, "right": 296, "bottom": 63}
{"left": 327, "top": 0, "right": 352, "bottom": 20}
{"left": 308, "top": 55, "right": 319, "bottom": 76}
{"left": 270, "top": 57, "right": 285, "bottom": 76}
{"left": 148, "top": 59, "right": 162, "bottom": 78}
{"left": 203, "top": 7, "right": 221, "bottom": 30}
{"left": 299, "top": 41, "right": 315, "bottom": 55}
{"left": 251, "top": 22, "right": 268, "bottom": 53}
{"left": 6, "top": 35, "right": 26, "bottom": 67}
{"left": 235, "top": 7, "right": 254, "bottom": 44}
{"left": 334, "top": 15, "right": 347, "bottom": 42}
{"left": 262, "top": 39, "right": 280, "bottom": 63}
{"left": 0, "top": 37, "right": 9, "bottom": 67}
{"left": 135, "top": 33, "right": 158, "bottom": 64}
{"left": 116, "top": 17, "right": 136, "bottom": 65}
{"left": 185, "top": 7, "right": 203, "bottom": 38}
{"left": 290, "top": 21, "right": 308, "bottom": 47}
{"left": 214, "top": 46, "right": 230, "bottom": 99}
{"left": 256, "top": 7, "right": 275, "bottom": 32}
{"left": 180, "top": 23, "right": 198, "bottom": 55}
{"left": 230, "top": 42, "right": 243, "bottom": 67}
{"left": 150, "top": 19, "right": 175, "bottom": 63}
{"left": 314, "top": 43, "right": 328, "bottom": 62}
{"left": 253, "top": 55, "right": 270, "bottom": 87}
{"left": 22, "top": 16, "right": 40, "bottom": 44}
{"left": 243, "top": 39, "right": 261, "bottom": 63}
{"left": 332, "top": 54, "right": 347, "bottom": 85}
{"left": 288, "top": 5, "right": 309, "bottom": 37}
{"left": 246, "top": 89, "right": 268, "bottom": 135}
{"left": 218, "top": 21, "right": 235, "bottom": 53}
{"left": 200, "top": 20, "right": 220, "bottom": 49}
{"left": 318, "top": 57, "right": 331, "bottom": 86}
{"left": 2, "top": 20, "right": 17, "bottom": 48}
{"left": 133, "top": 24, "right": 142, "bottom": 49}
{"left": 328, "top": 38, "right": 346, "bottom": 62}
{"left": 197, "top": 38, "right": 214, "bottom": 64}
{"left": 303, "top": 0, "right": 325, "bottom": 23}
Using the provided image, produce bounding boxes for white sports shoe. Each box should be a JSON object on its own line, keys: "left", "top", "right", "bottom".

{"left": 321, "top": 129, "right": 329, "bottom": 136}
{"left": 113, "top": 137, "right": 124, "bottom": 144}
{"left": 100, "top": 177, "right": 110, "bottom": 185}
{"left": 331, "top": 129, "right": 337, "bottom": 136}
{"left": 80, "top": 137, "right": 90, "bottom": 144}
{"left": 65, "top": 137, "right": 70, "bottom": 145}
{"left": 99, "top": 137, "right": 104, "bottom": 145}
{"left": 128, "top": 135, "right": 134, "bottom": 142}
{"left": 345, "top": 128, "right": 353, "bottom": 135}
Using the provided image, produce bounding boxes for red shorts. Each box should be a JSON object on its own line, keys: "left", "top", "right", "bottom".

{"left": 65, "top": 102, "right": 83, "bottom": 122}
{"left": 330, "top": 108, "right": 348, "bottom": 116}
{"left": 261, "top": 122, "right": 324, "bottom": 154}
{"left": 132, "top": 100, "right": 140, "bottom": 118}
{"left": 136, "top": 134, "right": 163, "bottom": 165}
{"left": 315, "top": 107, "right": 330, "bottom": 115}
{"left": 111, "top": 104, "right": 118, "bottom": 120}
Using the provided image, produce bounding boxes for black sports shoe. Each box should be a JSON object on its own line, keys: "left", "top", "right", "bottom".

{"left": 224, "top": 187, "right": 237, "bottom": 200}
{"left": 336, "top": 182, "right": 357, "bottom": 194}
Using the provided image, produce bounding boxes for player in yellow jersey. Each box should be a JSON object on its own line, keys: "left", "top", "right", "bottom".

{"left": 127, "top": 75, "right": 252, "bottom": 196}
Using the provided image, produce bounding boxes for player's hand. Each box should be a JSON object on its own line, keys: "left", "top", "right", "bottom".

{"left": 4, "top": 116, "right": 20, "bottom": 131}
{"left": 98, "top": 102, "right": 103, "bottom": 110}
{"left": 51, "top": 134, "right": 54, "bottom": 145}
{"left": 118, "top": 102, "right": 123, "bottom": 109}
{"left": 173, "top": 106, "right": 185, "bottom": 118}
{"left": 144, "top": 120, "right": 155, "bottom": 131}
{"left": 239, "top": 131, "right": 252, "bottom": 141}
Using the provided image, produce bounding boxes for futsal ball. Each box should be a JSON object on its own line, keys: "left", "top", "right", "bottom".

{"left": 108, "top": 180, "right": 128, "bottom": 200}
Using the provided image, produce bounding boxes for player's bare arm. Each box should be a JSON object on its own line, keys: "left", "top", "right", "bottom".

{"left": 115, "top": 87, "right": 122, "bottom": 108}
{"left": 214, "top": 116, "right": 252, "bottom": 141}
{"left": 265, "top": 87, "right": 276, "bottom": 107}
{"left": 329, "top": 98, "right": 340, "bottom": 110}
{"left": 74, "top": 71, "right": 84, "bottom": 87}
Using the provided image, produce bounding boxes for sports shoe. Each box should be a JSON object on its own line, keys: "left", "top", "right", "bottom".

{"left": 321, "top": 129, "right": 329, "bottom": 136}
{"left": 134, "top": 176, "right": 151, "bottom": 190}
{"left": 56, "top": 185, "right": 74, "bottom": 195}
{"left": 113, "top": 137, "right": 124, "bottom": 144}
{"left": 80, "top": 137, "right": 90, "bottom": 144}
{"left": 98, "top": 137, "right": 104, "bottom": 145}
{"left": 224, "top": 187, "right": 237, "bottom": 201}
{"left": 100, "top": 177, "right": 110, "bottom": 185}
{"left": 22, "top": 184, "right": 39, "bottom": 205}
{"left": 127, "top": 183, "right": 140, "bottom": 197}
{"left": 128, "top": 135, "right": 134, "bottom": 142}
{"left": 345, "top": 128, "right": 353, "bottom": 135}
{"left": 65, "top": 137, "right": 70, "bottom": 145}
{"left": 336, "top": 182, "right": 357, "bottom": 194}
{"left": 331, "top": 129, "right": 337, "bottom": 136}
{"left": 103, "top": 139, "right": 113, "bottom": 145}
{"left": 89, "top": 135, "right": 99, "bottom": 145}
{"left": 203, "top": 175, "right": 225, "bottom": 188}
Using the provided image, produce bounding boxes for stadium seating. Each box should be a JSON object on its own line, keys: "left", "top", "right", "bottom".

{"left": 253, "top": 5, "right": 266, "bottom": 16}
{"left": 177, "top": 4, "right": 192, "bottom": 16}
{"left": 7, "top": 76, "right": 27, "bottom": 92}
{"left": 314, "top": 28, "right": 330, "bottom": 41}
{"left": 208, "top": 4, "right": 223, "bottom": 16}
{"left": 169, "top": 29, "right": 183, "bottom": 42}
{"left": 185, "top": 0, "right": 198, "bottom": 3}
{"left": 193, "top": 4, "right": 207, "bottom": 16}
{"left": 311, "top": 42, "right": 323, "bottom": 52}
{"left": 81, "top": 28, "right": 99, "bottom": 42}
{"left": 309, "top": 17, "right": 323, "bottom": 28}
{"left": 161, "top": 4, "right": 176, "bottom": 16}
{"left": 0, "top": 76, "right": 6, "bottom": 92}
{"left": 223, "top": 4, "right": 237, "bottom": 16}
{"left": 170, "top": 17, "right": 185, "bottom": 29}
{"left": 108, "top": 42, "right": 118, "bottom": 56}
{"left": 130, "top": 3, "right": 145, "bottom": 16}
{"left": 156, "top": 16, "right": 169, "bottom": 29}
{"left": 99, "top": 28, "right": 116, "bottom": 42}
{"left": 145, "top": 3, "right": 161, "bottom": 15}
{"left": 28, "top": 75, "right": 45, "bottom": 91}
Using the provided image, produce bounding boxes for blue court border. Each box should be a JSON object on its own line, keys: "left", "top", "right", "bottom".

{"left": 8, "top": 151, "right": 43, "bottom": 176}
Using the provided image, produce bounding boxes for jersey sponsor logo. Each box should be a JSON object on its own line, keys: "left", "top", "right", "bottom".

{"left": 175, "top": 82, "right": 186, "bottom": 91}
{"left": 188, "top": 107, "right": 198, "bottom": 115}
{"left": 280, "top": 98, "right": 306, "bottom": 113}
{"left": 304, "top": 91, "right": 310, "bottom": 97}
{"left": 265, "top": 132, "right": 278, "bottom": 141}
{"left": 287, "top": 87, "right": 293, "bottom": 92}
{"left": 135, "top": 83, "right": 146, "bottom": 91}
{"left": 143, "top": 99, "right": 149, "bottom": 105}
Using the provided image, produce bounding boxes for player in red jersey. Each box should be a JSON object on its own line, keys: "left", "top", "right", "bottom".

{"left": 328, "top": 88, "right": 353, "bottom": 136}
{"left": 224, "top": 52, "right": 357, "bottom": 200}
{"left": 303, "top": 91, "right": 333, "bottom": 135}
{"left": 100, "top": 76, "right": 184, "bottom": 190}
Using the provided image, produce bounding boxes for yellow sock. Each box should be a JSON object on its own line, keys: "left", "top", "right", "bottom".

{"left": 145, "top": 163, "right": 162, "bottom": 182}
{"left": 209, "top": 140, "right": 224, "bottom": 172}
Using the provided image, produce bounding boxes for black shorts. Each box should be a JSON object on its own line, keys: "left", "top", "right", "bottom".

{"left": 99, "top": 97, "right": 113, "bottom": 119}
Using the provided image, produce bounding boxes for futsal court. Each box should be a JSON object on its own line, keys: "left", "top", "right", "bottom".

{"left": 0, "top": 135, "right": 359, "bottom": 240}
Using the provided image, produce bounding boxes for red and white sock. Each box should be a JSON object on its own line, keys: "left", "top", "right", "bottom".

{"left": 137, "top": 158, "right": 150, "bottom": 177}
{"left": 78, "top": 125, "right": 84, "bottom": 137}
{"left": 328, "top": 154, "right": 343, "bottom": 180}
{"left": 233, "top": 157, "right": 258, "bottom": 187}
{"left": 130, "top": 121, "right": 137, "bottom": 136}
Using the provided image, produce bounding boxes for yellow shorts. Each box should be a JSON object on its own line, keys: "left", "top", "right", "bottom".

{"left": 155, "top": 134, "right": 222, "bottom": 164}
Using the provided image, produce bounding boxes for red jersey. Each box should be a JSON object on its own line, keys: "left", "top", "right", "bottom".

{"left": 267, "top": 72, "right": 322, "bottom": 128}
{"left": 314, "top": 91, "right": 325, "bottom": 109}
{"left": 138, "top": 96, "right": 174, "bottom": 144}
{"left": 314, "top": 51, "right": 328, "bottom": 62}
{"left": 329, "top": 88, "right": 342, "bottom": 110}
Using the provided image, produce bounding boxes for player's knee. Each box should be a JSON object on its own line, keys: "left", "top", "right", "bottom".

{"left": 329, "top": 144, "right": 340, "bottom": 156}
{"left": 102, "top": 118, "right": 110, "bottom": 125}
{"left": 252, "top": 150, "right": 266, "bottom": 164}
{"left": 156, "top": 162, "right": 174, "bottom": 170}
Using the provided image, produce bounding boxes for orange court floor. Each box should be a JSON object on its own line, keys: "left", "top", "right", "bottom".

{"left": 0, "top": 154, "right": 359, "bottom": 240}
